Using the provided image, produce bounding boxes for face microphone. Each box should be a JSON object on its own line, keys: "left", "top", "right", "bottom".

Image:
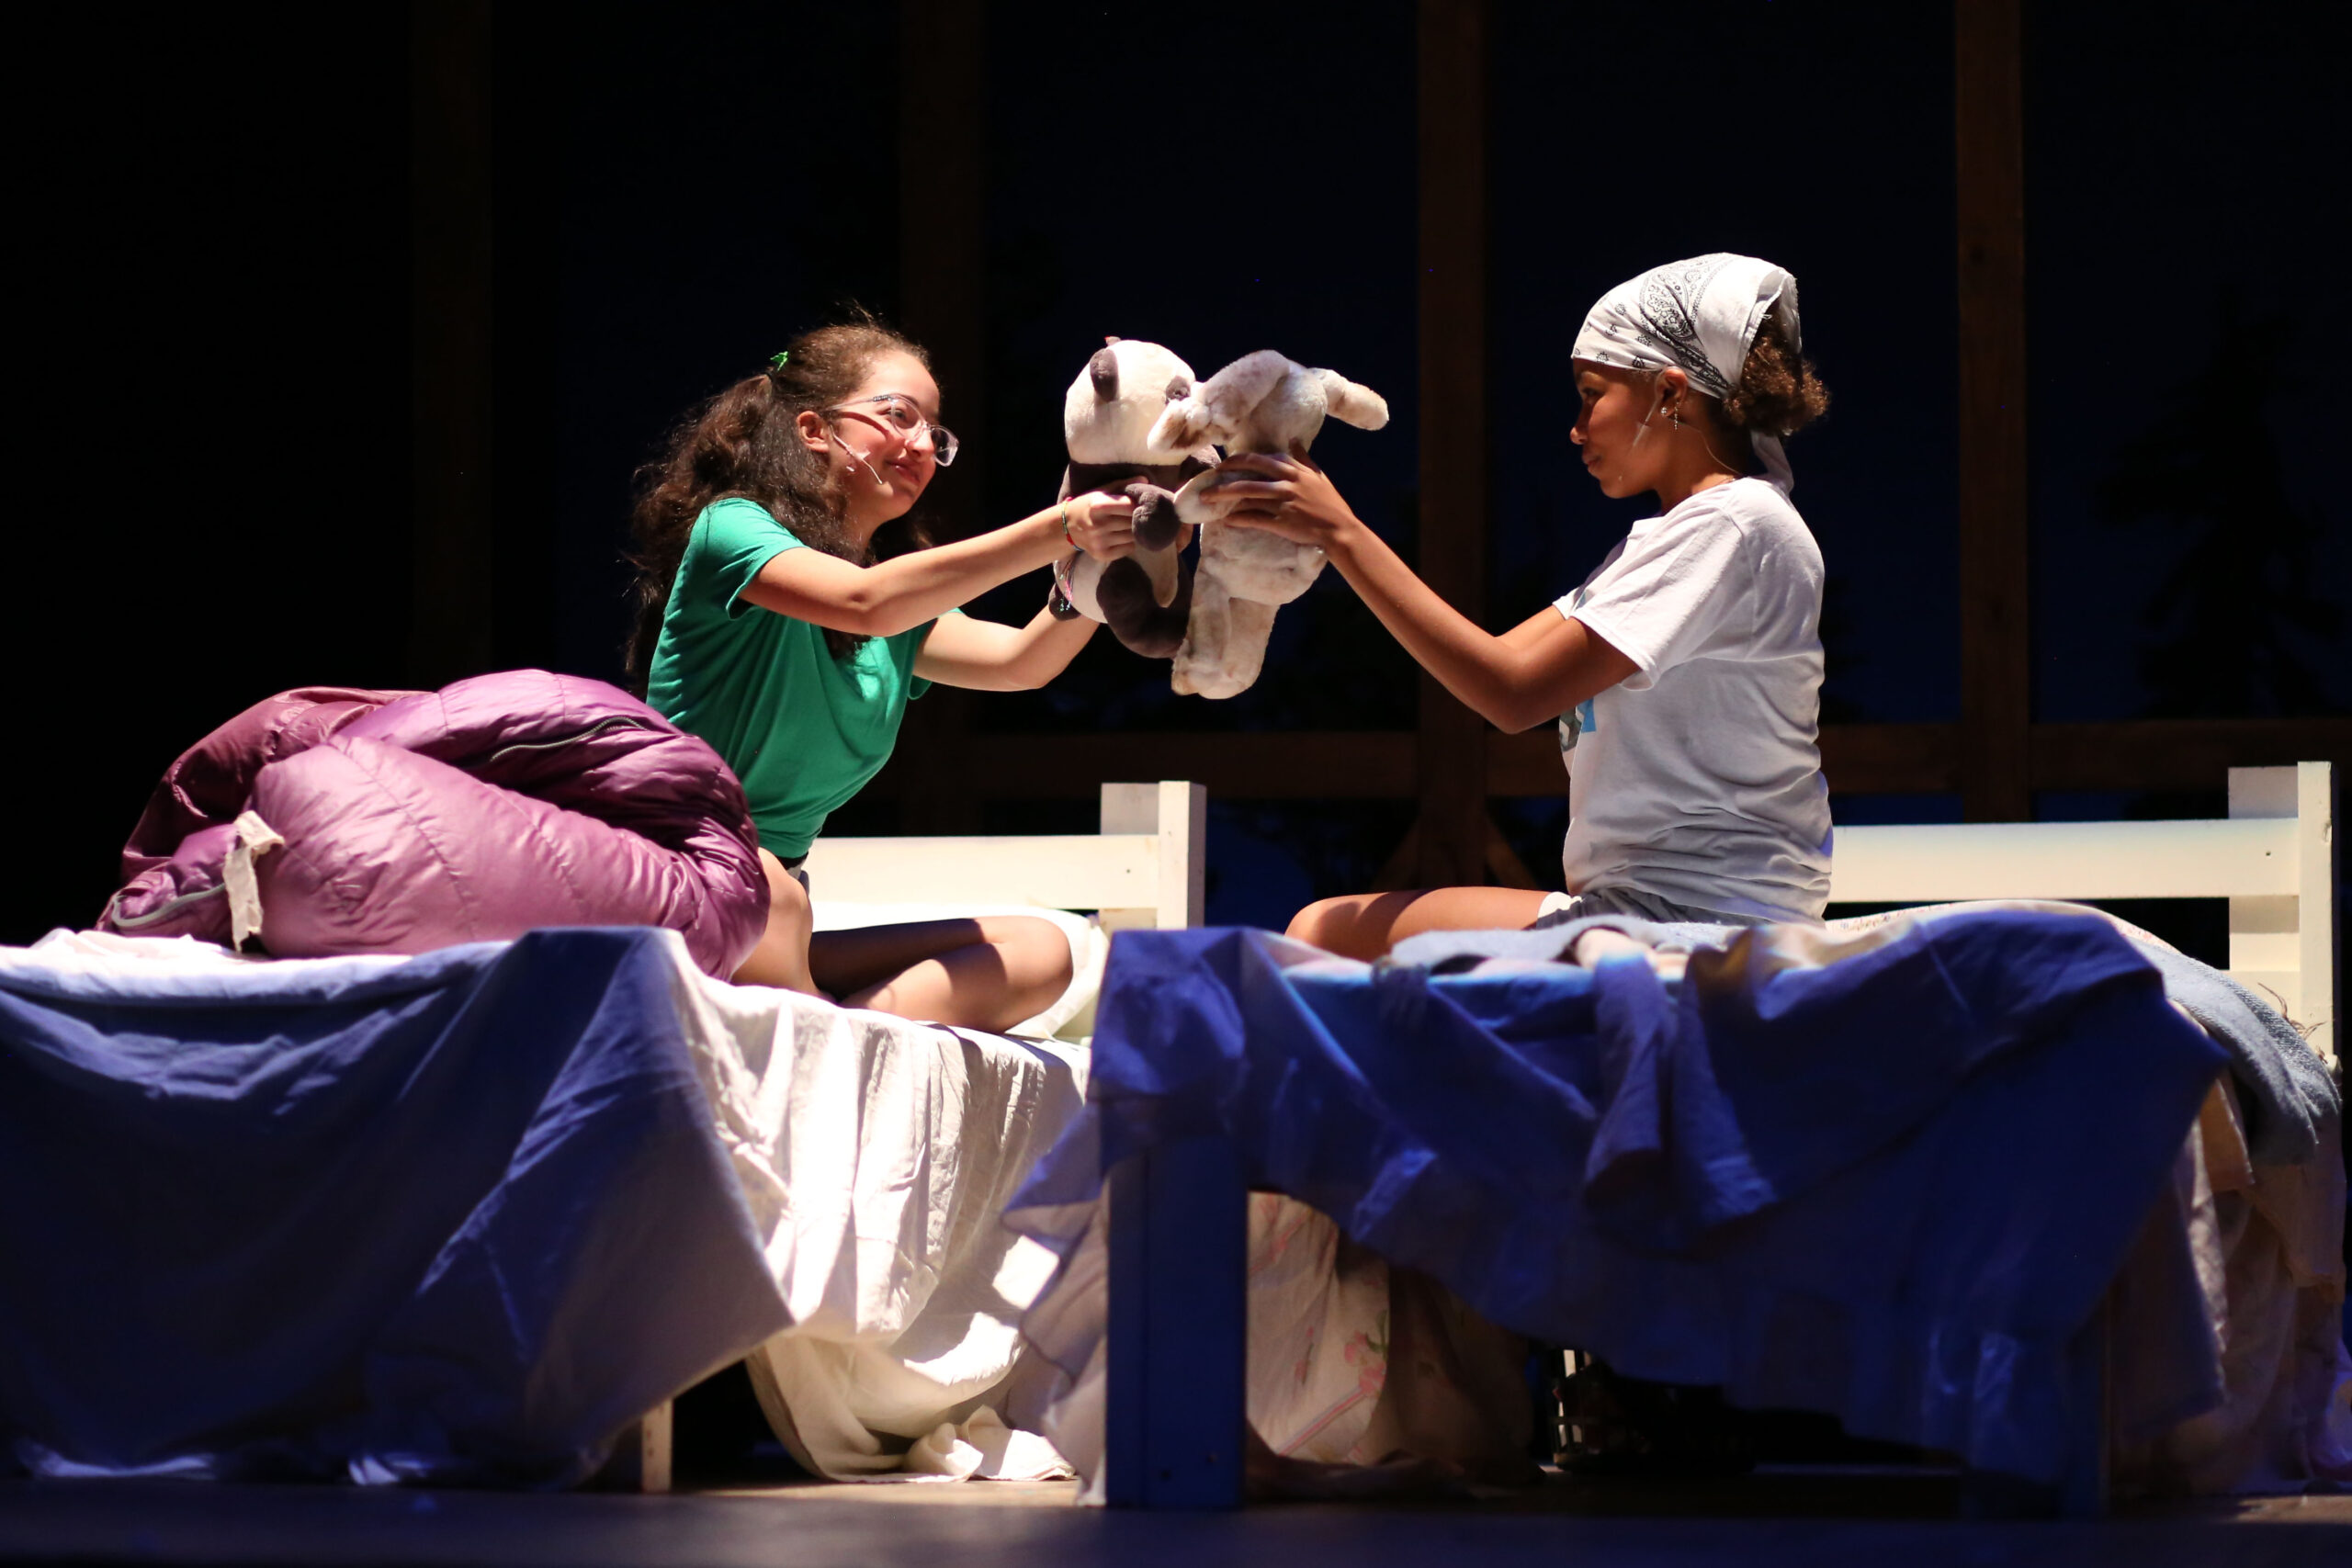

{"left": 831, "top": 430, "right": 890, "bottom": 491}
{"left": 1628, "top": 380, "right": 1667, "bottom": 450}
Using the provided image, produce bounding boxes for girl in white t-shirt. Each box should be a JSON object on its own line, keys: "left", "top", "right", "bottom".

{"left": 1215, "top": 254, "right": 1834, "bottom": 958}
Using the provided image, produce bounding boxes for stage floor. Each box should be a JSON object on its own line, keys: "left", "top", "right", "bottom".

{"left": 3, "top": 1472, "right": 2346, "bottom": 1568}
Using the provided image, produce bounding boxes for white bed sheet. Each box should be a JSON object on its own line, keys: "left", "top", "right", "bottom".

{"left": 23, "top": 928, "right": 1091, "bottom": 1484}
{"left": 666, "top": 950, "right": 1089, "bottom": 1480}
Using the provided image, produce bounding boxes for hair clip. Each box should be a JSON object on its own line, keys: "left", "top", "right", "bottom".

{"left": 770, "top": 351, "right": 791, "bottom": 369}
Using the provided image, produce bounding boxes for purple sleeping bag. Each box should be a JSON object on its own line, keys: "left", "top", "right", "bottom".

{"left": 100, "top": 670, "right": 769, "bottom": 978}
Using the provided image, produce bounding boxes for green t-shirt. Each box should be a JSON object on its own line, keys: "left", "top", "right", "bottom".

{"left": 646, "top": 498, "right": 937, "bottom": 858}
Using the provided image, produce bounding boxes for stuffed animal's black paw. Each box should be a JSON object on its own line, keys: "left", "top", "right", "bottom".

{"left": 1125, "top": 482, "right": 1184, "bottom": 553}
{"left": 1095, "top": 554, "right": 1193, "bottom": 660}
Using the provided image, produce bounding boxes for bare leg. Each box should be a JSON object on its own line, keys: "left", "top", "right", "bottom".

{"left": 729, "top": 849, "right": 824, "bottom": 995}
{"left": 811, "top": 915, "right": 1074, "bottom": 1032}
{"left": 1286, "top": 887, "right": 1552, "bottom": 961}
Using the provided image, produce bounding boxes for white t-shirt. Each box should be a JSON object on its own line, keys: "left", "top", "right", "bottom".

{"left": 1554, "top": 476, "right": 1831, "bottom": 921}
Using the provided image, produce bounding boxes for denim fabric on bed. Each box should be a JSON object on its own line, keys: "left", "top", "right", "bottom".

{"left": 1013, "top": 908, "right": 2230, "bottom": 1483}
{"left": 0, "top": 928, "right": 789, "bottom": 1486}
{"left": 1392, "top": 912, "right": 2335, "bottom": 1165}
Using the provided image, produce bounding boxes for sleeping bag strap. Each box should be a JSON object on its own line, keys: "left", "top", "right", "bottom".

{"left": 223, "top": 810, "right": 287, "bottom": 952}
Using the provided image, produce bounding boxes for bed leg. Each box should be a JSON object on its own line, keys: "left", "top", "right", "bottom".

{"left": 2056, "top": 1293, "right": 2111, "bottom": 1518}
{"left": 1958, "top": 1292, "right": 2109, "bottom": 1519}
{"left": 1105, "top": 1134, "right": 1246, "bottom": 1509}
{"left": 592, "top": 1399, "right": 673, "bottom": 1493}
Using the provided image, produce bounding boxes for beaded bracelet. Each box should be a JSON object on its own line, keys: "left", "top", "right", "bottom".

{"left": 1047, "top": 551, "right": 1083, "bottom": 619}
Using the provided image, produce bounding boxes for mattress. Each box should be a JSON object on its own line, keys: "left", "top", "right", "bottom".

{"left": 0, "top": 924, "right": 1095, "bottom": 1485}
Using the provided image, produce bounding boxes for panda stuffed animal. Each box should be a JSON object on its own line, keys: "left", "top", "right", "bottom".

{"left": 1050, "top": 338, "right": 1219, "bottom": 660}
{"left": 1147, "top": 349, "right": 1389, "bottom": 698}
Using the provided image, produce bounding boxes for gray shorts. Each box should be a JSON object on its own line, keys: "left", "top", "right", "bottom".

{"left": 1532, "top": 886, "right": 1769, "bottom": 930}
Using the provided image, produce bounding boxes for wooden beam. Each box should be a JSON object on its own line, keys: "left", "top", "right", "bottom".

{"left": 2031, "top": 719, "right": 2352, "bottom": 792}
{"left": 1820, "top": 723, "right": 1968, "bottom": 797}
{"left": 408, "top": 0, "right": 495, "bottom": 688}
{"left": 894, "top": 0, "right": 986, "bottom": 832}
{"left": 1489, "top": 725, "right": 1967, "bottom": 798}
{"left": 1955, "top": 0, "right": 2031, "bottom": 820}
{"left": 863, "top": 718, "right": 2350, "bottom": 806}
{"left": 872, "top": 724, "right": 1962, "bottom": 802}
{"left": 1414, "top": 0, "right": 1491, "bottom": 886}
{"left": 866, "top": 730, "right": 1418, "bottom": 804}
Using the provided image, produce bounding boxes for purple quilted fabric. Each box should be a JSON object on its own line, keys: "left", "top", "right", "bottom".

{"left": 100, "top": 671, "right": 768, "bottom": 977}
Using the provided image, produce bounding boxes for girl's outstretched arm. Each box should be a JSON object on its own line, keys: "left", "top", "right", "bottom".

{"left": 1214, "top": 455, "right": 1636, "bottom": 731}
{"left": 914, "top": 604, "right": 1097, "bottom": 692}
{"left": 741, "top": 492, "right": 1135, "bottom": 637}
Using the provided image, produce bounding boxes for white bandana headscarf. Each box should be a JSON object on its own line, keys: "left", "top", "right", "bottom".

{"left": 1572, "top": 253, "right": 1801, "bottom": 492}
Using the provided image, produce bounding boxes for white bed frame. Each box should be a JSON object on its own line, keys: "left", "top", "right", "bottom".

{"left": 803, "top": 780, "right": 1207, "bottom": 931}
{"left": 1830, "top": 762, "right": 2337, "bottom": 1071}
{"left": 613, "top": 781, "right": 1206, "bottom": 1493}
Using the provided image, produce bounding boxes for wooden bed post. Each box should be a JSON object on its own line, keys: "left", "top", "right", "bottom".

{"left": 1099, "top": 780, "right": 1234, "bottom": 1508}
{"left": 602, "top": 1402, "right": 673, "bottom": 1494}
{"left": 2230, "top": 762, "right": 2337, "bottom": 1066}
{"left": 1409, "top": 0, "right": 1493, "bottom": 887}
{"left": 1105, "top": 1134, "right": 1247, "bottom": 1509}
{"left": 1099, "top": 781, "right": 1207, "bottom": 930}
{"left": 1959, "top": 1292, "right": 2109, "bottom": 1518}
{"left": 1955, "top": 0, "right": 2032, "bottom": 822}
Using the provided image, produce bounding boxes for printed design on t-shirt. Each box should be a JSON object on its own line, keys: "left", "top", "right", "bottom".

{"left": 1558, "top": 696, "right": 1596, "bottom": 754}
{"left": 1557, "top": 582, "right": 1597, "bottom": 754}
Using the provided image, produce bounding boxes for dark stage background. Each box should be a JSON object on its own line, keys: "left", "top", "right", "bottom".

{"left": 10, "top": 0, "right": 2346, "bottom": 952}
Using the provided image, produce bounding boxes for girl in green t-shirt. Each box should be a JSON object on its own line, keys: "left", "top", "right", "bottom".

{"left": 626, "top": 316, "right": 1138, "bottom": 1029}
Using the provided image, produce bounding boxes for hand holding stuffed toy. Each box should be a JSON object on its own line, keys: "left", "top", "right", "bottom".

{"left": 1148, "top": 350, "right": 1389, "bottom": 697}
{"left": 1050, "top": 338, "right": 1218, "bottom": 659}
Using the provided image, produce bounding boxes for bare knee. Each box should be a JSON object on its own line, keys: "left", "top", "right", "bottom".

{"left": 1286, "top": 893, "right": 1419, "bottom": 961}
{"left": 985, "top": 916, "right": 1074, "bottom": 994}
{"left": 759, "top": 850, "right": 810, "bottom": 923}
{"left": 930, "top": 916, "right": 1065, "bottom": 1032}
{"left": 1286, "top": 897, "right": 1350, "bottom": 947}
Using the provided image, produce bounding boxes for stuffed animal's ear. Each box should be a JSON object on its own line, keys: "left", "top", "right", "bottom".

{"left": 1150, "top": 349, "right": 1290, "bottom": 453}
{"left": 1200, "top": 351, "right": 1292, "bottom": 428}
{"left": 1089, "top": 348, "right": 1120, "bottom": 402}
{"left": 1148, "top": 397, "right": 1213, "bottom": 455}
{"left": 1317, "top": 370, "right": 1390, "bottom": 431}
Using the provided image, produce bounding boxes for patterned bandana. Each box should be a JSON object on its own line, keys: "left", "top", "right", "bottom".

{"left": 1572, "top": 254, "right": 1802, "bottom": 491}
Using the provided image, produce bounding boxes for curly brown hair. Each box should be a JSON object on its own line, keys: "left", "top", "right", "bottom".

{"left": 1719, "top": 312, "right": 1829, "bottom": 438}
{"left": 623, "top": 313, "right": 933, "bottom": 687}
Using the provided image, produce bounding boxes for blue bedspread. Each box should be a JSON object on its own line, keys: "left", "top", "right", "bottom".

{"left": 0, "top": 929, "right": 789, "bottom": 1486}
{"left": 1396, "top": 909, "right": 2337, "bottom": 1165}
{"left": 1014, "top": 908, "right": 2232, "bottom": 1481}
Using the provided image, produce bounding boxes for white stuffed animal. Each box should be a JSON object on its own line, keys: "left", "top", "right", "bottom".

{"left": 1147, "top": 350, "right": 1389, "bottom": 697}
{"left": 1053, "top": 338, "right": 1218, "bottom": 659}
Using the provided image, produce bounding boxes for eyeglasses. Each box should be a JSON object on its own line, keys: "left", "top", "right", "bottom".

{"left": 823, "top": 393, "right": 959, "bottom": 467}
